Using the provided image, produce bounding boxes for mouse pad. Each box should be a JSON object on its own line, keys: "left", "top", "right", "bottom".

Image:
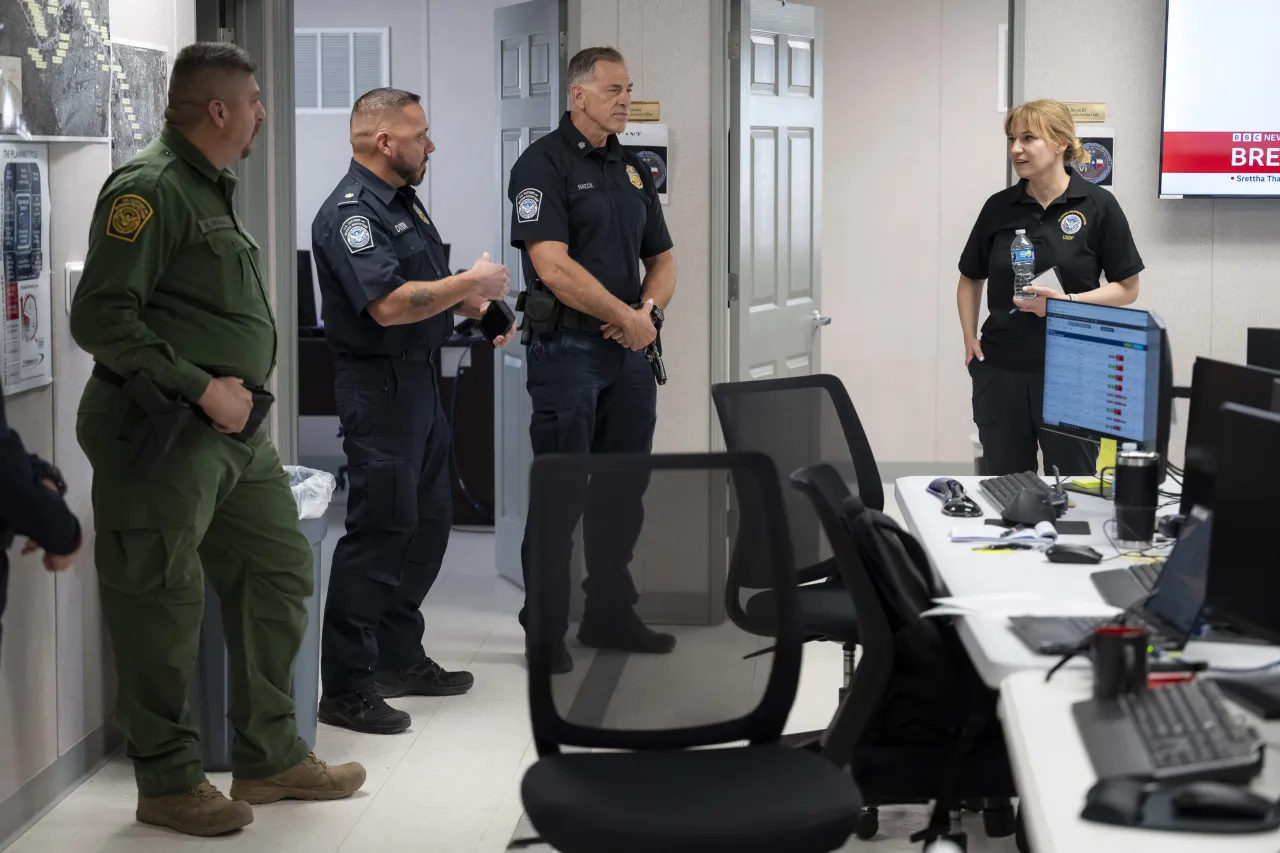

{"left": 1083, "top": 781, "right": 1280, "bottom": 834}
{"left": 1055, "top": 520, "right": 1091, "bottom": 536}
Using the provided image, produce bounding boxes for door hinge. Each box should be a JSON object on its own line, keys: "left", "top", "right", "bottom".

{"left": 217, "top": 27, "right": 235, "bottom": 44}
{"left": 728, "top": 273, "right": 739, "bottom": 305}
{"left": 728, "top": 30, "right": 740, "bottom": 60}
{"left": 559, "top": 31, "right": 568, "bottom": 60}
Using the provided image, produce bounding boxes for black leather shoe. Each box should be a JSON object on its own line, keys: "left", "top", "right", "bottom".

{"left": 526, "top": 640, "right": 574, "bottom": 675}
{"left": 318, "top": 690, "right": 411, "bottom": 735}
{"left": 375, "top": 658, "right": 474, "bottom": 698}
{"left": 577, "top": 610, "right": 677, "bottom": 654}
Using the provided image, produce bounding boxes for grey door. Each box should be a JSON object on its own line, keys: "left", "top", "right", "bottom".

{"left": 729, "top": 0, "right": 825, "bottom": 381}
{"left": 494, "top": 0, "right": 566, "bottom": 588}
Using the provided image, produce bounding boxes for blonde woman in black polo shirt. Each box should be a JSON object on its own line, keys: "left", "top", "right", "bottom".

{"left": 957, "top": 98, "right": 1144, "bottom": 476}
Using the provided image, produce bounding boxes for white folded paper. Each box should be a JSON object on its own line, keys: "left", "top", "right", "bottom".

{"left": 949, "top": 520, "right": 1058, "bottom": 543}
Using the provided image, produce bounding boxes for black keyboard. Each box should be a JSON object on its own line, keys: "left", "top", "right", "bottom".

{"left": 1075, "top": 679, "right": 1264, "bottom": 785}
{"left": 1131, "top": 560, "right": 1163, "bottom": 592}
{"left": 979, "top": 471, "right": 1054, "bottom": 513}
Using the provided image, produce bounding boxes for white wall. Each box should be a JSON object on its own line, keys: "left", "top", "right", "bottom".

{"left": 0, "top": 0, "right": 195, "bottom": 834}
{"left": 1023, "top": 0, "right": 1280, "bottom": 464}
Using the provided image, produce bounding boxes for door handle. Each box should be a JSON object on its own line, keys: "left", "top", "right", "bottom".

{"left": 812, "top": 310, "right": 832, "bottom": 330}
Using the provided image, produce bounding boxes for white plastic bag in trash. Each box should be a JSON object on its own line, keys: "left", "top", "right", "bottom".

{"left": 285, "top": 466, "right": 337, "bottom": 520}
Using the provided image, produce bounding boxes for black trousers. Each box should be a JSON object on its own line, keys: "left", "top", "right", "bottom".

{"left": 969, "top": 359, "right": 1097, "bottom": 477}
{"left": 518, "top": 331, "right": 657, "bottom": 639}
{"left": 321, "top": 356, "right": 452, "bottom": 694}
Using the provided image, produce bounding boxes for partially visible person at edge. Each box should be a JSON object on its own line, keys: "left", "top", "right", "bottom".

{"left": 957, "top": 98, "right": 1144, "bottom": 476}
{"left": 0, "top": 390, "right": 82, "bottom": 656}
{"left": 70, "top": 42, "right": 365, "bottom": 838}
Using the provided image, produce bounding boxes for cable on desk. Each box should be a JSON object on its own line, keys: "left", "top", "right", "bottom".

{"left": 1206, "top": 659, "right": 1280, "bottom": 675}
{"left": 1044, "top": 588, "right": 1162, "bottom": 683}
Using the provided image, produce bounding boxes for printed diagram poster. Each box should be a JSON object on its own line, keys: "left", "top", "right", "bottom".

{"left": 1073, "top": 125, "right": 1115, "bottom": 191}
{"left": 619, "top": 123, "right": 670, "bottom": 204}
{"left": 1, "top": 142, "right": 52, "bottom": 395}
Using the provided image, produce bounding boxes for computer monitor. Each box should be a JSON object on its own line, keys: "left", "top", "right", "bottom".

{"left": 1142, "top": 507, "right": 1212, "bottom": 644}
{"left": 1180, "top": 358, "right": 1280, "bottom": 515}
{"left": 1247, "top": 328, "right": 1280, "bottom": 372}
{"left": 1202, "top": 403, "right": 1280, "bottom": 645}
{"left": 1041, "top": 300, "right": 1172, "bottom": 483}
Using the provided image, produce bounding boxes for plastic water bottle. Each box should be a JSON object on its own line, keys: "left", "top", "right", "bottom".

{"left": 1011, "top": 229, "right": 1035, "bottom": 301}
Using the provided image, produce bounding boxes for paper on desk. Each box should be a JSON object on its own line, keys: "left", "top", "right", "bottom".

{"left": 949, "top": 520, "right": 1058, "bottom": 543}
{"left": 921, "top": 593, "right": 1121, "bottom": 620}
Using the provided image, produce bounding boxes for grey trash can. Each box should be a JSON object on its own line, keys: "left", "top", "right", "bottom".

{"left": 192, "top": 478, "right": 333, "bottom": 772}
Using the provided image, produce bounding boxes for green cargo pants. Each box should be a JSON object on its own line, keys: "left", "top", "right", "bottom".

{"left": 77, "top": 377, "right": 313, "bottom": 798}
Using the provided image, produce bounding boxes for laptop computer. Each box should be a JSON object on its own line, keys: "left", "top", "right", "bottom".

{"left": 1091, "top": 505, "right": 1212, "bottom": 609}
{"left": 1008, "top": 511, "right": 1212, "bottom": 656}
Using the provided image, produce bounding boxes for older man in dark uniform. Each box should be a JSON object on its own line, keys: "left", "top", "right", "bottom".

{"left": 507, "top": 47, "right": 678, "bottom": 673}
{"left": 312, "top": 88, "right": 512, "bottom": 734}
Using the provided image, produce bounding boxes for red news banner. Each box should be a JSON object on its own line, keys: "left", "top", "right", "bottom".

{"left": 1163, "top": 132, "right": 1280, "bottom": 174}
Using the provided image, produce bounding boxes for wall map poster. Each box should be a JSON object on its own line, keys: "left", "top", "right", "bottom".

{"left": 1, "top": 142, "right": 51, "bottom": 395}
{"left": 0, "top": 0, "right": 113, "bottom": 141}
{"left": 109, "top": 39, "right": 168, "bottom": 169}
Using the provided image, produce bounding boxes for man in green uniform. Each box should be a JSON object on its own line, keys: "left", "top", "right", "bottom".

{"left": 70, "top": 43, "right": 365, "bottom": 838}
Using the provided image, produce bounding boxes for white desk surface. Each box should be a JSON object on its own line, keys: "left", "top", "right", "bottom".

{"left": 897, "top": 475, "right": 1280, "bottom": 852}
{"left": 1000, "top": 669, "right": 1280, "bottom": 853}
{"left": 894, "top": 475, "right": 1280, "bottom": 688}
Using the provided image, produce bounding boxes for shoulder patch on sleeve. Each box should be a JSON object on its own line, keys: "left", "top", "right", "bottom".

{"left": 516, "top": 188, "right": 543, "bottom": 223}
{"left": 340, "top": 215, "right": 375, "bottom": 254}
{"left": 105, "top": 194, "right": 154, "bottom": 243}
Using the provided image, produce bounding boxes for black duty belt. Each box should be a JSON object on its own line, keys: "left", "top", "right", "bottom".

{"left": 337, "top": 349, "right": 436, "bottom": 364}
{"left": 556, "top": 308, "right": 604, "bottom": 334}
{"left": 92, "top": 362, "right": 274, "bottom": 444}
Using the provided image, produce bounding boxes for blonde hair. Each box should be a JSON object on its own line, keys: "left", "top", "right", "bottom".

{"left": 1004, "top": 99, "right": 1089, "bottom": 166}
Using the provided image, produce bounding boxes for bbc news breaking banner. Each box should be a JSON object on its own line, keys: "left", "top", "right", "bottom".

{"left": 1162, "top": 131, "right": 1280, "bottom": 196}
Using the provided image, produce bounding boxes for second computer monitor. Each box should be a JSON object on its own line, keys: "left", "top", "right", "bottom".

{"left": 1181, "top": 357, "right": 1280, "bottom": 514}
{"left": 1042, "top": 300, "right": 1172, "bottom": 481}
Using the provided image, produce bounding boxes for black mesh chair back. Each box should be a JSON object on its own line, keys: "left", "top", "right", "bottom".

{"left": 520, "top": 451, "right": 863, "bottom": 853}
{"left": 524, "top": 450, "right": 803, "bottom": 749}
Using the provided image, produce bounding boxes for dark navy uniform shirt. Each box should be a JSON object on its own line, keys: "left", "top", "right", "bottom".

{"left": 312, "top": 160, "right": 452, "bottom": 357}
{"left": 959, "top": 170, "right": 1144, "bottom": 371}
{"left": 507, "top": 112, "right": 672, "bottom": 305}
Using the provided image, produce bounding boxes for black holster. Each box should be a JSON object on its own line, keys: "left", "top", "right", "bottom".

{"left": 517, "top": 278, "right": 562, "bottom": 345}
{"left": 118, "top": 372, "right": 194, "bottom": 479}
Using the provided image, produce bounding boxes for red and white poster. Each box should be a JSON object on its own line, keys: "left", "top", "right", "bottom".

{"left": 1160, "top": 0, "right": 1280, "bottom": 197}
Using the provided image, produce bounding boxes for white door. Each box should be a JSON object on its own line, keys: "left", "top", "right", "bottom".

{"left": 494, "top": 0, "right": 566, "bottom": 588}
{"left": 729, "top": 0, "right": 825, "bottom": 381}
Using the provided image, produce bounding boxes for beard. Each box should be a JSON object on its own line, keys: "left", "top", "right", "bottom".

{"left": 239, "top": 120, "right": 263, "bottom": 160}
{"left": 393, "top": 152, "right": 428, "bottom": 187}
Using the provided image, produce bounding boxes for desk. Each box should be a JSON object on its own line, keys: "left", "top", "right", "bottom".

{"left": 1000, "top": 669, "right": 1280, "bottom": 853}
{"left": 895, "top": 475, "right": 1280, "bottom": 687}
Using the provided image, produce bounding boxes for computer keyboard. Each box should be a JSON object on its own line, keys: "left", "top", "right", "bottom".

{"left": 1074, "top": 679, "right": 1265, "bottom": 785}
{"left": 978, "top": 471, "right": 1055, "bottom": 513}
{"left": 1131, "top": 560, "right": 1163, "bottom": 592}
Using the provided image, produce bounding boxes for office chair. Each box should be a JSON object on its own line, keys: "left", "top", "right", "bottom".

{"left": 711, "top": 374, "right": 882, "bottom": 738}
{"left": 517, "top": 451, "right": 863, "bottom": 853}
{"left": 790, "top": 464, "right": 1025, "bottom": 851}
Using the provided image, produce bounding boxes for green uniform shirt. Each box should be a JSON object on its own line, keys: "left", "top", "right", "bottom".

{"left": 71, "top": 125, "right": 277, "bottom": 403}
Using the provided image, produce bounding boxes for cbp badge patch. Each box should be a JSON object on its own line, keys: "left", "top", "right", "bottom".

{"left": 516, "top": 188, "right": 542, "bottom": 223}
{"left": 1059, "top": 210, "right": 1086, "bottom": 237}
{"left": 626, "top": 164, "right": 644, "bottom": 189}
{"left": 106, "top": 194, "right": 154, "bottom": 242}
{"left": 341, "top": 216, "right": 374, "bottom": 253}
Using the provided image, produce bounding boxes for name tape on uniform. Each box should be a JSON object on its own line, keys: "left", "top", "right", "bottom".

{"left": 393, "top": 221, "right": 410, "bottom": 235}
{"left": 106, "top": 194, "right": 154, "bottom": 243}
{"left": 341, "top": 215, "right": 374, "bottom": 254}
{"left": 516, "top": 188, "right": 542, "bottom": 223}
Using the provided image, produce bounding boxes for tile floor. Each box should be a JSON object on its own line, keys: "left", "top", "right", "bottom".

{"left": 4, "top": 485, "right": 1018, "bottom": 852}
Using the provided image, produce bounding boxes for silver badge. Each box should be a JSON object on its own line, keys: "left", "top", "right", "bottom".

{"left": 516, "top": 188, "right": 542, "bottom": 223}
{"left": 341, "top": 216, "right": 374, "bottom": 253}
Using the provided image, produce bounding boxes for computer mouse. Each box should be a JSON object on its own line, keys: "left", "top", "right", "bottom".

{"left": 1171, "top": 781, "right": 1274, "bottom": 820}
{"left": 1045, "top": 544, "right": 1104, "bottom": 564}
{"left": 1082, "top": 777, "right": 1146, "bottom": 825}
{"left": 1002, "top": 488, "right": 1057, "bottom": 527}
{"left": 927, "top": 478, "right": 982, "bottom": 518}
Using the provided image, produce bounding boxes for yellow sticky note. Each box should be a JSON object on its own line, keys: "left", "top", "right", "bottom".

{"left": 34, "top": 60, "right": 47, "bottom": 70}
{"left": 124, "top": 105, "right": 134, "bottom": 114}
{"left": 60, "top": 33, "right": 70, "bottom": 43}
{"left": 121, "top": 97, "right": 131, "bottom": 105}
{"left": 134, "top": 133, "right": 143, "bottom": 140}
{"left": 56, "top": 49, "right": 66, "bottom": 57}
{"left": 52, "top": 56, "right": 63, "bottom": 64}
{"left": 111, "top": 64, "right": 121, "bottom": 72}
{"left": 130, "top": 122, "right": 140, "bottom": 130}
{"left": 27, "top": 47, "right": 40, "bottom": 58}
{"left": 120, "top": 83, "right": 129, "bottom": 90}
{"left": 1097, "top": 438, "right": 1118, "bottom": 477}
{"left": 100, "top": 64, "right": 109, "bottom": 71}
{"left": 96, "top": 53, "right": 105, "bottom": 61}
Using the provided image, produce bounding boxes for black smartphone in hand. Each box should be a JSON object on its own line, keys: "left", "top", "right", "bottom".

{"left": 479, "top": 299, "right": 516, "bottom": 344}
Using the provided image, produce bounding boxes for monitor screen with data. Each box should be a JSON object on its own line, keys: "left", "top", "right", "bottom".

{"left": 1041, "top": 301, "right": 1165, "bottom": 449}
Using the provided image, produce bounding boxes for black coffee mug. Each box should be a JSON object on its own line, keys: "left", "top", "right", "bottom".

{"left": 1092, "top": 624, "right": 1149, "bottom": 700}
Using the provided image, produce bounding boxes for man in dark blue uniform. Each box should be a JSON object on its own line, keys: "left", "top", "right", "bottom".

{"left": 0, "top": 391, "right": 82, "bottom": 655}
{"left": 312, "top": 88, "right": 512, "bottom": 733}
{"left": 508, "top": 47, "right": 678, "bottom": 673}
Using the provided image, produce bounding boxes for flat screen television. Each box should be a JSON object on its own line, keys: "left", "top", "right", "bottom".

{"left": 1159, "top": 0, "right": 1280, "bottom": 199}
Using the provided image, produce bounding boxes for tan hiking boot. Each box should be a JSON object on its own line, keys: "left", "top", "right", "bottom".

{"left": 230, "top": 752, "right": 367, "bottom": 805}
{"left": 136, "top": 781, "right": 254, "bottom": 837}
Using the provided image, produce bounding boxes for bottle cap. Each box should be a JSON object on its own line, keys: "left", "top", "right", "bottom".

{"left": 1015, "top": 229, "right": 1026, "bottom": 234}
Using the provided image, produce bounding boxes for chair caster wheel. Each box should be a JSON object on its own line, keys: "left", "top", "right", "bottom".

{"left": 855, "top": 807, "right": 879, "bottom": 840}
{"left": 982, "top": 804, "right": 1017, "bottom": 838}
